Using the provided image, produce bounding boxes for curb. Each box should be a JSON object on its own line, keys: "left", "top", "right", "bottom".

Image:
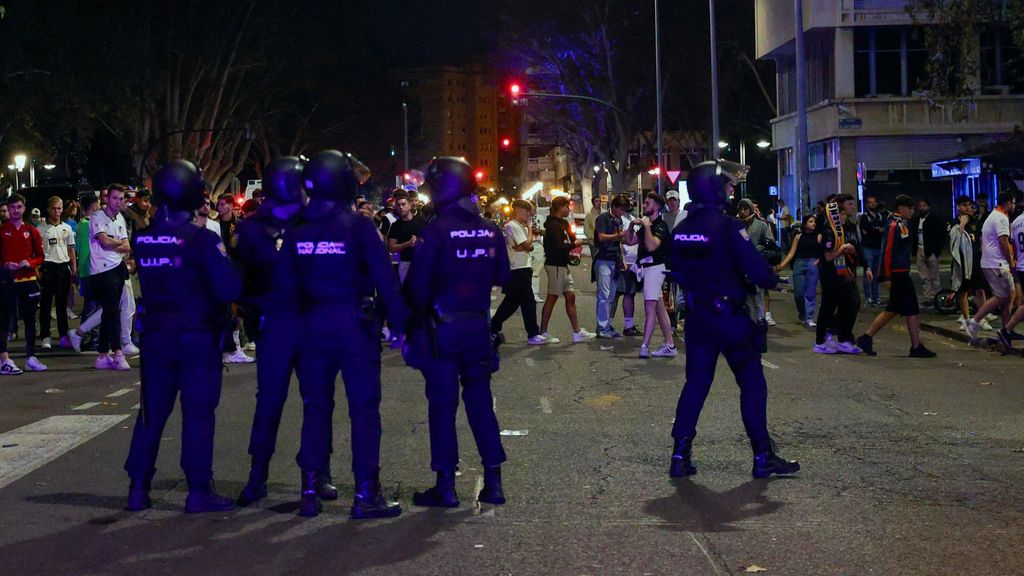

{"left": 920, "top": 319, "right": 1024, "bottom": 357}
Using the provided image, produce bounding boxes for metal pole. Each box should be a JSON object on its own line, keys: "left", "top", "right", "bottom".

{"left": 709, "top": 0, "right": 720, "bottom": 161}
{"left": 402, "top": 102, "right": 409, "bottom": 173}
{"left": 794, "top": 0, "right": 811, "bottom": 214}
{"left": 655, "top": 0, "right": 664, "bottom": 197}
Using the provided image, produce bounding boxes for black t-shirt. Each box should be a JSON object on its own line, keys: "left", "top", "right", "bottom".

{"left": 794, "top": 230, "right": 821, "bottom": 259}
{"left": 817, "top": 220, "right": 859, "bottom": 280}
{"left": 543, "top": 215, "right": 575, "bottom": 267}
{"left": 593, "top": 212, "right": 621, "bottom": 262}
{"left": 387, "top": 215, "right": 426, "bottom": 262}
{"left": 637, "top": 216, "right": 670, "bottom": 266}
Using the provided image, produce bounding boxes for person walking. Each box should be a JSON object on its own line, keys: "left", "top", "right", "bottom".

{"left": 910, "top": 198, "right": 945, "bottom": 305}
{"left": 538, "top": 196, "right": 595, "bottom": 343}
{"left": 775, "top": 214, "right": 820, "bottom": 327}
{"left": 966, "top": 191, "right": 1018, "bottom": 345}
{"left": 490, "top": 199, "right": 548, "bottom": 345}
{"left": 858, "top": 195, "right": 886, "bottom": 306}
{"left": 814, "top": 194, "right": 865, "bottom": 355}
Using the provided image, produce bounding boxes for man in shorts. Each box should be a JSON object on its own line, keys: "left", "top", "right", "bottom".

{"left": 966, "top": 191, "right": 1018, "bottom": 346}
{"left": 538, "top": 196, "right": 595, "bottom": 343}
{"left": 623, "top": 192, "right": 676, "bottom": 358}
{"left": 856, "top": 195, "right": 936, "bottom": 357}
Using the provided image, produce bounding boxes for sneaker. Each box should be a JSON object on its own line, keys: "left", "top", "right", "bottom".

{"left": 110, "top": 355, "right": 131, "bottom": 371}
{"left": 380, "top": 326, "right": 391, "bottom": 342}
{"left": 95, "top": 356, "right": 113, "bottom": 370}
{"left": 836, "top": 341, "right": 862, "bottom": 355}
{"left": 623, "top": 326, "right": 641, "bottom": 337}
{"left": 572, "top": 329, "right": 596, "bottom": 343}
{"left": 121, "top": 342, "right": 141, "bottom": 356}
{"left": 66, "top": 330, "right": 83, "bottom": 353}
{"left": 979, "top": 319, "right": 995, "bottom": 331}
{"left": 805, "top": 320, "right": 817, "bottom": 328}
{"left": 541, "top": 332, "right": 561, "bottom": 344}
{"left": 41, "top": 337, "right": 52, "bottom": 350}
{"left": 651, "top": 344, "right": 678, "bottom": 358}
{"left": 1010, "top": 330, "right": 1024, "bottom": 342}
{"left": 50, "top": 308, "right": 57, "bottom": 320}
{"left": 908, "top": 344, "right": 937, "bottom": 358}
{"left": 813, "top": 339, "right": 838, "bottom": 354}
{"left": 527, "top": 335, "right": 550, "bottom": 346}
{"left": 764, "top": 314, "right": 777, "bottom": 327}
{"left": 68, "top": 307, "right": 79, "bottom": 319}
{"left": 534, "top": 296, "right": 545, "bottom": 303}
{"left": 25, "top": 356, "right": 48, "bottom": 371}
{"left": 223, "top": 350, "right": 255, "bottom": 364}
{"left": 865, "top": 299, "right": 875, "bottom": 307}
{"left": 639, "top": 344, "right": 651, "bottom": 359}
{"left": 996, "top": 328, "right": 1013, "bottom": 350}
{"left": 855, "top": 334, "right": 876, "bottom": 356}
{"left": 985, "top": 313, "right": 999, "bottom": 323}
{"left": 966, "top": 319, "right": 980, "bottom": 344}
{"left": 957, "top": 316, "right": 968, "bottom": 331}
{"left": 244, "top": 342, "right": 256, "bottom": 351}
{"left": 0, "top": 359, "right": 23, "bottom": 375}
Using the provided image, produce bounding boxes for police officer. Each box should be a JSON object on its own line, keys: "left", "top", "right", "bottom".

{"left": 235, "top": 157, "right": 342, "bottom": 505}
{"left": 282, "top": 150, "right": 407, "bottom": 519}
{"left": 124, "top": 160, "right": 243, "bottom": 513}
{"left": 404, "top": 157, "right": 511, "bottom": 507}
{"left": 667, "top": 161, "right": 799, "bottom": 479}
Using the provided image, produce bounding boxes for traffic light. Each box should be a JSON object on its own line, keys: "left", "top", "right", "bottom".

{"left": 474, "top": 169, "right": 486, "bottom": 182}
{"left": 500, "top": 137, "right": 512, "bottom": 149}
{"left": 508, "top": 82, "right": 523, "bottom": 104}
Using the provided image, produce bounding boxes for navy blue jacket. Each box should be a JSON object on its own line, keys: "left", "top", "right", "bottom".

{"left": 235, "top": 210, "right": 300, "bottom": 316}
{"left": 879, "top": 215, "right": 912, "bottom": 281}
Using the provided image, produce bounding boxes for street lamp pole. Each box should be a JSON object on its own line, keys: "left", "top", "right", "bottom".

{"left": 794, "top": 0, "right": 811, "bottom": 214}
{"left": 709, "top": 0, "right": 721, "bottom": 161}
{"left": 654, "top": 0, "right": 664, "bottom": 196}
{"left": 402, "top": 102, "right": 410, "bottom": 173}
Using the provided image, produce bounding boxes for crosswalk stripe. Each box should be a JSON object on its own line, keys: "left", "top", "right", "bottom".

{"left": 106, "top": 388, "right": 134, "bottom": 398}
{"left": 71, "top": 402, "right": 101, "bottom": 411}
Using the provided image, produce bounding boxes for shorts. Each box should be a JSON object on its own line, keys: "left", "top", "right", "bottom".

{"left": 982, "top": 267, "right": 1014, "bottom": 298}
{"left": 545, "top": 265, "right": 574, "bottom": 295}
{"left": 616, "top": 267, "right": 638, "bottom": 295}
{"left": 640, "top": 263, "right": 667, "bottom": 301}
{"left": 885, "top": 273, "right": 919, "bottom": 316}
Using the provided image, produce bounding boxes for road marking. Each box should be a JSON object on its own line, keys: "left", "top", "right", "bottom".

{"left": 131, "top": 403, "right": 141, "bottom": 410}
{"left": 492, "top": 396, "right": 497, "bottom": 412}
{"left": 687, "top": 531, "right": 724, "bottom": 576}
{"left": 0, "top": 414, "right": 131, "bottom": 490}
{"left": 71, "top": 402, "right": 101, "bottom": 411}
{"left": 761, "top": 359, "right": 780, "bottom": 370}
{"left": 539, "top": 397, "right": 552, "bottom": 414}
{"left": 106, "top": 388, "right": 134, "bottom": 398}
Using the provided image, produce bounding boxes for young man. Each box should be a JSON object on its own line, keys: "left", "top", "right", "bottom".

{"left": 966, "top": 191, "right": 1018, "bottom": 346}
{"left": 624, "top": 192, "right": 676, "bottom": 358}
{"left": 910, "top": 198, "right": 944, "bottom": 305}
{"left": 814, "top": 194, "right": 865, "bottom": 354}
{"left": 593, "top": 196, "right": 627, "bottom": 338}
{"left": 67, "top": 195, "right": 99, "bottom": 352}
{"left": 611, "top": 196, "right": 640, "bottom": 336}
{"left": 491, "top": 200, "right": 548, "bottom": 345}
{"left": 583, "top": 197, "right": 602, "bottom": 259}
{"left": 539, "top": 196, "right": 595, "bottom": 343}
{"left": 737, "top": 198, "right": 776, "bottom": 326}
{"left": 37, "top": 196, "right": 77, "bottom": 350}
{"left": 386, "top": 190, "right": 426, "bottom": 284}
{"left": 1000, "top": 201, "right": 1024, "bottom": 349}
{"left": 858, "top": 195, "right": 886, "bottom": 306}
{"left": 856, "top": 195, "right": 936, "bottom": 358}
{"left": 89, "top": 184, "right": 132, "bottom": 370}
{"left": 0, "top": 194, "right": 48, "bottom": 373}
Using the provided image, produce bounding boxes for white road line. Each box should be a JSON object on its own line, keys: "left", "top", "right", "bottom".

{"left": 131, "top": 403, "right": 141, "bottom": 410}
{"left": 761, "top": 359, "right": 780, "bottom": 370}
{"left": 524, "top": 358, "right": 536, "bottom": 367}
{"left": 687, "top": 531, "right": 724, "bottom": 576}
{"left": 71, "top": 402, "right": 101, "bottom": 411}
{"left": 539, "top": 397, "right": 552, "bottom": 414}
{"left": 106, "top": 388, "right": 134, "bottom": 398}
{"left": 0, "top": 414, "right": 131, "bottom": 490}
{"left": 492, "top": 396, "right": 497, "bottom": 412}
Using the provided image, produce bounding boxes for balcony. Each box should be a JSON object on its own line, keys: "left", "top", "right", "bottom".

{"left": 757, "top": 0, "right": 919, "bottom": 58}
{"left": 771, "top": 95, "right": 1024, "bottom": 149}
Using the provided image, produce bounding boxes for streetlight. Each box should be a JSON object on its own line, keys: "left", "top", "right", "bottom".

{"left": 756, "top": 140, "right": 771, "bottom": 149}
{"left": 12, "top": 154, "right": 26, "bottom": 189}
{"left": 718, "top": 141, "right": 729, "bottom": 149}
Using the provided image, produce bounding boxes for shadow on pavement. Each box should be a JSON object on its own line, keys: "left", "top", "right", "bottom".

{"left": 643, "top": 477, "right": 788, "bottom": 533}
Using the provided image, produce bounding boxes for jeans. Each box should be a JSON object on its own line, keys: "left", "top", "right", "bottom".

{"left": 861, "top": 247, "right": 881, "bottom": 302}
{"left": 594, "top": 259, "right": 617, "bottom": 330}
{"left": 792, "top": 258, "right": 819, "bottom": 322}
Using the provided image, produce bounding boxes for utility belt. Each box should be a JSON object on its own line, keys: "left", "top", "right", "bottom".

{"left": 433, "top": 308, "right": 488, "bottom": 324}
{"left": 685, "top": 292, "right": 747, "bottom": 315}
{"left": 141, "top": 312, "right": 221, "bottom": 333}
{"left": 303, "top": 297, "right": 377, "bottom": 322}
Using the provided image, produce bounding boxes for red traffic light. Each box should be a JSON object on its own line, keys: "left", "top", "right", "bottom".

{"left": 474, "top": 169, "right": 486, "bottom": 181}
{"left": 509, "top": 83, "right": 521, "bottom": 97}
{"left": 501, "top": 137, "right": 512, "bottom": 148}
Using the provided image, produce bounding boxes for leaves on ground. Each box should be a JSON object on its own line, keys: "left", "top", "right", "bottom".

{"left": 742, "top": 565, "right": 768, "bottom": 573}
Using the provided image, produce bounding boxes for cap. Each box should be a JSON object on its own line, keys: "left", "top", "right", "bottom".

{"left": 665, "top": 190, "right": 680, "bottom": 200}
{"left": 30, "top": 208, "right": 41, "bottom": 216}
{"left": 738, "top": 198, "right": 756, "bottom": 211}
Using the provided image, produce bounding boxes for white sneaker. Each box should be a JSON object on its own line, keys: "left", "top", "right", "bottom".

{"left": 41, "top": 337, "right": 52, "bottom": 350}
{"left": 527, "top": 335, "right": 550, "bottom": 346}
{"left": 95, "top": 356, "right": 112, "bottom": 370}
{"left": 534, "top": 296, "right": 545, "bottom": 303}
{"left": 110, "top": 354, "right": 131, "bottom": 371}
{"left": 244, "top": 342, "right": 256, "bottom": 351}
{"left": 541, "top": 332, "right": 561, "bottom": 344}
{"left": 836, "top": 341, "right": 861, "bottom": 355}
{"left": 985, "top": 313, "right": 999, "bottom": 323}
{"left": 0, "top": 359, "right": 23, "bottom": 375}
{"left": 957, "top": 316, "right": 968, "bottom": 331}
{"left": 813, "top": 338, "right": 838, "bottom": 354}
{"left": 121, "top": 342, "right": 141, "bottom": 356}
{"left": 979, "top": 319, "right": 995, "bottom": 331}
{"left": 67, "top": 330, "right": 83, "bottom": 353}
{"left": 224, "top": 350, "right": 255, "bottom": 364}
{"left": 68, "top": 307, "right": 79, "bottom": 319}
{"left": 639, "top": 344, "right": 651, "bottom": 359}
{"left": 764, "top": 314, "right": 777, "bottom": 327}
{"left": 651, "top": 344, "right": 678, "bottom": 358}
{"left": 966, "top": 319, "right": 981, "bottom": 343}
{"left": 25, "top": 356, "right": 48, "bottom": 371}
{"left": 805, "top": 320, "right": 817, "bottom": 328}
{"left": 572, "top": 329, "right": 597, "bottom": 343}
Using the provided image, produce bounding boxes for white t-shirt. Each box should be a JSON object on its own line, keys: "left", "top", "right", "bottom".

{"left": 980, "top": 209, "right": 1010, "bottom": 269}
{"left": 620, "top": 214, "right": 638, "bottom": 266}
{"left": 1011, "top": 213, "right": 1024, "bottom": 272}
{"left": 504, "top": 220, "right": 530, "bottom": 270}
{"left": 37, "top": 221, "right": 76, "bottom": 264}
{"left": 90, "top": 209, "right": 128, "bottom": 275}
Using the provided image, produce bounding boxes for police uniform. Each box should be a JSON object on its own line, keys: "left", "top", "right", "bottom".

{"left": 405, "top": 157, "right": 511, "bottom": 507}
{"left": 124, "top": 160, "right": 243, "bottom": 513}
{"left": 283, "top": 150, "right": 407, "bottom": 519}
{"left": 667, "top": 161, "right": 799, "bottom": 479}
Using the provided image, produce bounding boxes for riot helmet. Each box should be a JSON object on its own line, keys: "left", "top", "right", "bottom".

{"left": 302, "top": 150, "right": 369, "bottom": 204}
{"left": 423, "top": 157, "right": 475, "bottom": 210}
{"left": 262, "top": 156, "right": 305, "bottom": 205}
{"left": 686, "top": 161, "right": 741, "bottom": 208}
{"left": 152, "top": 159, "right": 206, "bottom": 211}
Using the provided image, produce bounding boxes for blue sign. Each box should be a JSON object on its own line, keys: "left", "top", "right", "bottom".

{"left": 768, "top": 185, "right": 779, "bottom": 197}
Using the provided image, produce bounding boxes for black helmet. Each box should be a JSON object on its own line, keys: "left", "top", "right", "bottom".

{"left": 302, "top": 150, "right": 368, "bottom": 204}
{"left": 424, "top": 157, "right": 474, "bottom": 210}
{"left": 152, "top": 160, "right": 205, "bottom": 211}
{"left": 686, "top": 161, "right": 739, "bottom": 208}
{"left": 263, "top": 156, "right": 305, "bottom": 205}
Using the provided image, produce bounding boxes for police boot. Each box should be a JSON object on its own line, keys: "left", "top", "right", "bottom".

{"left": 351, "top": 473, "right": 402, "bottom": 519}
{"left": 237, "top": 460, "right": 270, "bottom": 506}
{"left": 413, "top": 470, "right": 459, "bottom": 508}
{"left": 125, "top": 478, "right": 152, "bottom": 511}
{"left": 477, "top": 465, "right": 506, "bottom": 505}
{"left": 316, "top": 469, "right": 339, "bottom": 501}
{"left": 299, "top": 470, "right": 322, "bottom": 518}
{"left": 669, "top": 437, "right": 697, "bottom": 478}
{"left": 184, "top": 480, "right": 236, "bottom": 514}
{"left": 751, "top": 438, "right": 801, "bottom": 478}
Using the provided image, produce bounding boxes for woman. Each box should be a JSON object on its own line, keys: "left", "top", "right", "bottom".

{"left": 775, "top": 214, "right": 821, "bottom": 327}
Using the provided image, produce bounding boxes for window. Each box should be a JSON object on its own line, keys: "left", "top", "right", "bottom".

{"left": 855, "top": 27, "right": 928, "bottom": 97}
{"left": 808, "top": 140, "right": 837, "bottom": 171}
{"left": 780, "top": 148, "right": 794, "bottom": 176}
{"left": 981, "top": 26, "right": 1023, "bottom": 92}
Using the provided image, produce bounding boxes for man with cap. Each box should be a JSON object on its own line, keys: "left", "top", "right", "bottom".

{"left": 403, "top": 157, "right": 511, "bottom": 508}
{"left": 124, "top": 159, "right": 243, "bottom": 513}
{"left": 663, "top": 190, "right": 684, "bottom": 334}
{"left": 667, "top": 160, "right": 799, "bottom": 479}
{"left": 282, "top": 150, "right": 406, "bottom": 519}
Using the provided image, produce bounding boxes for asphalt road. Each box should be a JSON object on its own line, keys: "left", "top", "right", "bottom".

{"left": 0, "top": 264, "right": 1022, "bottom": 575}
